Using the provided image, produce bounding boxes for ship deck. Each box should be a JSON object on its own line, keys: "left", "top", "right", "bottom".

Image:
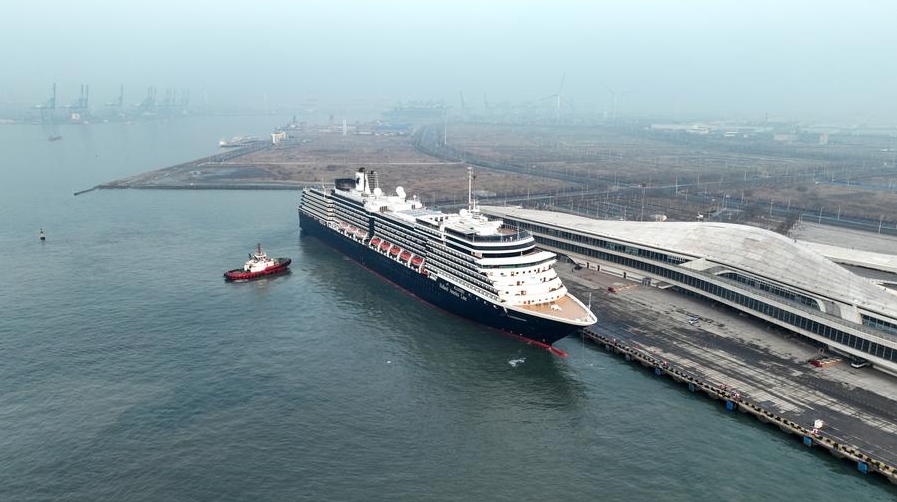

{"left": 517, "top": 294, "right": 593, "bottom": 323}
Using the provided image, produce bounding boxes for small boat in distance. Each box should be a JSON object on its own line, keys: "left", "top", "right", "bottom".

{"left": 47, "top": 135, "right": 62, "bottom": 141}
{"left": 39, "top": 228, "right": 46, "bottom": 241}
{"left": 224, "top": 244, "right": 291, "bottom": 281}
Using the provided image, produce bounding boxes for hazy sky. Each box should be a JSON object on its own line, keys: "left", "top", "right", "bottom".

{"left": 2, "top": 1, "right": 894, "bottom": 122}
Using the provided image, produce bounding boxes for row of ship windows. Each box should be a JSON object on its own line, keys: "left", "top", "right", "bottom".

{"left": 412, "top": 221, "right": 532, "bottom": 256}
{"left": 375, "top": 229, "right": 424, "bottom": 248}
{"left": 515, "top": 293, "right": 562, "bottom": 305}
{"left": 502, "top": 277, "right": 558, "bottom": 287}
{"left": 374, "top": 226, "right": 426, "bottom": 255}
{"left": 430, "top": 256, "right": 492, "bottom": 291}
{"left": 499, "top": 284, "right": 563, "bottom": 297}
{"left": 540, "top": 235, "right": 897, "bottom": 362}
{"left": 335, "top": 206, "right": 367, "bottom": 221}
{"left": 427, "top": 248, "right": 496, "bottom": 293}
{"left": 485, "top": 258, "right": 551, "bottom": 270}
{"left": 432, "top": 241, "right": 480, "bottom": 265}
{"left": 442, "top": 238, "right": 531, "bottom": 258}
{"left": 373, "top": 219, "right": 427, "bottom": 245}
{"left": 373, "top": 215, "right": 417, "bottom": 234}
{"left": 490, "top": 266, "right": 551, "bottom": 277}
{"left": 301, "top": 198, "right": 331, "bottom": 215}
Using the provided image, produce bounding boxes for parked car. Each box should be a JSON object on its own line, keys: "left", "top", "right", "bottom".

{"left": 850, "top": 358, "right": 869, "bottom": 369}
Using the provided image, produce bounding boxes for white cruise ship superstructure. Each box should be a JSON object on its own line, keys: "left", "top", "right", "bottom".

{"left": 298, "top": 167, "right": 597, "bottom": 345}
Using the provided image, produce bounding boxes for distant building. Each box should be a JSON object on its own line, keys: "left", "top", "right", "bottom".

{"left": 774, "top": 133, "right": 799, "bottom": 143}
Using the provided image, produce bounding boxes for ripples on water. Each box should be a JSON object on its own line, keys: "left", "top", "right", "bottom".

{"left": 1, "top": 118, "right": 893, "bottom": 501}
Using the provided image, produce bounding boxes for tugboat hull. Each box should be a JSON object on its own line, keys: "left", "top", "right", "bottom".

{"left": 224, "top": 259, "right": 291, "bottom": 281}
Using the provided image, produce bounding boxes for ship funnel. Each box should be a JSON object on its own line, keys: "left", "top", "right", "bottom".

{"left": 369, "top": 171, "right": 380, "bottom": 191}
{"left": 355, "top": 168, "right": 370, "bottom": 194}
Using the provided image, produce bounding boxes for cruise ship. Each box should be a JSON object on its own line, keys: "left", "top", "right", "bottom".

{"left": 298, "top": 167, "right": 597, "bottom": 346}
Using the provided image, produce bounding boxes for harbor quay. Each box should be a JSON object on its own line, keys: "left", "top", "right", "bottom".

{"left": 558, "top": 265, "right": 897, "bottom": 486}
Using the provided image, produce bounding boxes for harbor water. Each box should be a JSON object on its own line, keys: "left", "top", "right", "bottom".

{"left": 0, "top": 117, "right": 894, "bottom": 501}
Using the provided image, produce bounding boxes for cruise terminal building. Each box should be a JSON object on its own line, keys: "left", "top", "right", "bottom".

{"left": 480, "top": 206, "right": 897, "bottom": 376}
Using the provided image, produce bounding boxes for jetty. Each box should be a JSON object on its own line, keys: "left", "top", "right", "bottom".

{"left": 87, "top": 142, "right": 302, "bottom": 192}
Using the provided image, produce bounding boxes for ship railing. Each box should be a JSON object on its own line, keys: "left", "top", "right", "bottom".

{"left": 445, "top": 229, "right": 531, "bottom": 243}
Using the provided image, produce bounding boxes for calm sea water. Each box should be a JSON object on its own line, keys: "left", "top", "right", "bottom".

{"left": 1, "top": 117, "right": 894, "bottom": 501}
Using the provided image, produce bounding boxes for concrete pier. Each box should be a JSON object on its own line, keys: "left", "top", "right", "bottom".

{"left": 95, "top": 143, "right": 282, "bottom": 191}
{"left": 560, "top": 266, "right": 897, "bottom": 485}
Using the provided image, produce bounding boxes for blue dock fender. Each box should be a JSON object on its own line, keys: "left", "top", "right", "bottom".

{"left": 654, "top": 367, "right": 662, "bottom": 376}
{"left": 857, "top": 461, "right": 868, "bottom": 474}
{"left": 688, "top": 382, "right": 695, "bottom": 392}
{"left": 725, "top": 400, "right": 736, "bottom": 411}
{"left": 803, "top": 436, "right": 813, "bottom": 447}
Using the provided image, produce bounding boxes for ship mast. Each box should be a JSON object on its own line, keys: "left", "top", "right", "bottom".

{"left": 467, "top": 165, "right": 473, "bottom": 213}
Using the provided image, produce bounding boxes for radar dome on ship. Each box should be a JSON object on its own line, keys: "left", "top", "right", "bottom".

{"left": 396, "top": 187, "right": 406, "bottom": 199}
{"left": 373, "top": 187, "right": 383, "bottom": 196}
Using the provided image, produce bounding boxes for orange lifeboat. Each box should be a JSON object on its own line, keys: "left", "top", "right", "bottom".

{"left": 400, "top": 251, "right": 412, "bottom": 261}
{"left": 390, "top": 247, "right": 400, "bottom": 256}
{"left": 411, "top": 256, "right": 423, "bottom": 266}
{"left": 379, "top": 241, "right": 391, "bottom": 251}
{"left": 370, "top": 237, "right": 381, "bottom": 247}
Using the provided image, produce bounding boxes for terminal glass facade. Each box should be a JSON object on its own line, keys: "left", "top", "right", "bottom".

{"left": 504, "top": 217, "right": 897, "bottom": 365}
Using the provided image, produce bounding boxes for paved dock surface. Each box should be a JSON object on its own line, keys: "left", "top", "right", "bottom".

{"left": 558, "top": 265, "right": 897, "bottom": 477}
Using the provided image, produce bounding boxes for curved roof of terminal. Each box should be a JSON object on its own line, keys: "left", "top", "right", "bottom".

{"left": 480, "top": 206, "right": 897, "bottom": 318}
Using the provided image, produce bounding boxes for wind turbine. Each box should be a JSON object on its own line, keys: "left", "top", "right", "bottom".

{"left": 606, "top": 86, "right": 631, "bottom": 121}
{"left": 541, "top": 73, "right": 567, "bottom": 125}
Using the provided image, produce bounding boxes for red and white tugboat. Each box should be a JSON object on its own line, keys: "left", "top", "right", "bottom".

{"left": 224, "top": 244, "right": 291, "bottom": 281}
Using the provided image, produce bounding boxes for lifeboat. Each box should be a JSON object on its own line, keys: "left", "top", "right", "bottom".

{"left": 370, "top": 237, "right": 381, "bottom": 247}
{"left": 390, "top": 247, "right": 400, "bottom": 256}
{"left": 411, "top": 256, "right": 423, "bottom": 266}
{"left": 400, "top": 251, "right": 412, "bottom": 261}
{"left": 379, "top": 241, "right": 391, "bottom": 251}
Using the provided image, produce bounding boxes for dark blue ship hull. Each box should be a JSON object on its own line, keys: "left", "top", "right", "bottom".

{"left": 299, "top": 213, "right": 582, "bottom": 345}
